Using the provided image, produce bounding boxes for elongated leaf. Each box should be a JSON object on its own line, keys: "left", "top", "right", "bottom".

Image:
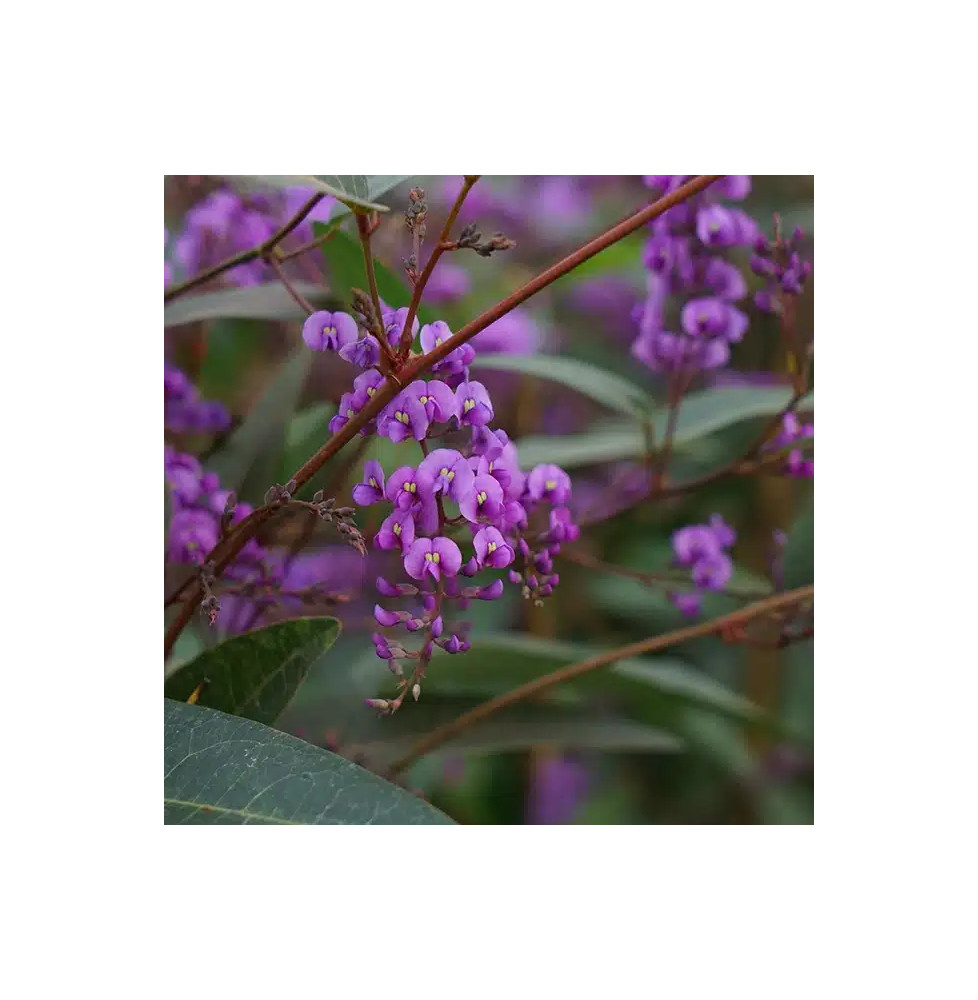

{"left": 233, "top": 175, "right": 409, "bottom": 213}
{"left": 353, "top": 708, "right": 683, "bottom": 758}
{"left": 164, "top": 283, "right": 337, "bottom": 326}
{"left": 783, "top": 497, "right": 814, "bottom": 588}
{"left": 472, "top": 354, "right": 651, "bottom": 418}
{"left": 421, "top": 634, "right": 759, "bottom": 721}
{"left": 164, "top": 617, "right": 341, "bottom": 725}
{"left": 164, "top": 700, "right": 453, "bottom": 824}
{"left": 208, "top": 346, "right": 310, "bottom": 499}
{"left": 516, "top": 387, "right": 813, "bottom": 469}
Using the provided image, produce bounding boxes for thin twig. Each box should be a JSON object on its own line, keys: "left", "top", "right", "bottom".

{"left": 267, "top": 254, "right": 316, "bottom": 315}
{"left": 397, "top": 176, "right": 481, "bottom": 357}
{"left": 164, "top": 192, "right": 325, "bottom": 302}
{"left": 387, "top": 584, "right": 814, "bottom": 774}
{"left": 559, "top": 547, "right": 771, "bottom": 601}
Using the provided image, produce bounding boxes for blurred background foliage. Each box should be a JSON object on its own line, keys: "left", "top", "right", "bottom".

{"left": 164, "top": 175, "right": 813, "bottom": 824}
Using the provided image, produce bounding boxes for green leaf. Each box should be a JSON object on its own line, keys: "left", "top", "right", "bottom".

{"left": 164, "top": 283, "right": 337, "bottom": 326}
{"left": 208, "top": 346, "right": 310, "bottom": 500}
{"left": 164, "top": 700, "right": 453, "bottom": 824}
{"left": 316, "top": 227, "right": 432, "bottom": 323}
{"left": 783, "top": 496, "right": 814, "bottom": 588}
{"left": 233, "top": 175, "right": 410, "bottom": 213}
{"left": 471, "top": 353, "right": 651, "bottom": 418}
{"left": 516, "top": 386, "right": 812, "bottom": 469}
{"left": 163, "top": 617, "right": 341, "bottom": 725}
{"left": 423, "top": 634, "right": 759, "bottom": 723}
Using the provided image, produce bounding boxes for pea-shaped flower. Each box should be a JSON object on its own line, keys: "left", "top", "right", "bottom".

{"left": 404, "top": 537, "right": 462, "bottom": 581}
{"left": 473, "top": 526, "right": 515, "bottom": 569}
{"left": 302, "top": 311, "right": 358, "bottom": 352}
{"left": 455, "top": 381, "right": 493, "bottom": 427}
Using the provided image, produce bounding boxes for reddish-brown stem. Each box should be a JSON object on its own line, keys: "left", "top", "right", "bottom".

{"left": 356, "top": 213, "right": 396, "bottom": 366}
{"left": 164, "top": 193, "right": 325, "bottom": 302}
{"left": 397, "top": 176, "right": 481, "bottom": 357}
{"left": 276, "top": 225, "right": 338, "bottom": 262}
{"left": 164, "top": 176, "right": 722, "bottom": 659}
{"left": 267, "top": 254, "right": 315, "bottom": 315}
{"left": 652, "top": 369, "right": 693, "bottom": 492}
{"left": 387, "top": 584, "right": 814, "bottom": 773}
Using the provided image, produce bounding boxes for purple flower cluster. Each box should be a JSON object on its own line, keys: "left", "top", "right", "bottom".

{"left": 632, "top": 175, "right": 757, "bottom": 374}
{"left": 165, "top": 445, "right": 263, "bottom": 576}
{"left": 172, "top": 184, "right": 334, "bottom": 288}
{"left": 298, "top": 296, "right": 578, "bottom": 710}
{"left": 668, "top": 514, "right": 737, "bottom": 617}
{"left": 751, "top": 226, "right": 812, "bottom": 313}
{"left": 165, "top": 362, "right": 231, "bottom": 435}
{"left": 766, "top": 413, "right": 814, "bottom": 477}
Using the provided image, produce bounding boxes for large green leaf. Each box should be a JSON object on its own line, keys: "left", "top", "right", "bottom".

{"left": 233, "top": 175, "right": 410, "bottom": 213}
{"left": 164, "top": 617, "right": 341, "bottom": 725}
{"left": 208, "top": 346, "right": 310, "bottom": 500}
{"left": 516, "top": 387, "right": 813, "bottom": 469}
{"left": 164, "top": 700, "right": 453, "bottom": 824}
{"left": 164, "top": 283, "right": 337, "bottom": 326}
{"left": 471, "top": 353, "right": 651, "bottom": 418}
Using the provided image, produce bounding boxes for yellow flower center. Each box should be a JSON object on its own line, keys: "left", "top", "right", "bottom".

{"left": 545, "top": 479, "right": 557, "bottom": 490}
{"left": 424, "top": 551, "right": 441, "bottom": 563}
{"left": 420, "top": 395, "right": 429, "bottom": 405}
{"left": 347, "top": 409, "right": 354, "bottom": 417}
{"left": 463, "top": 398, "right": 475, "bottom": 413}
{"left": 396, "top": 411, "right": 410, "bottom": 424}
{"left": 324, "top": 325, "right": 336, "bottom": 338}
{"left": 406, "top": 482, "right": 417, "bottom": 493}
{"left": 393, "top": 523, "right": 401, "bottom": 536}
{"left": 367, "top": 386, "right": 376, "bottom": 396}
{"left": 487, "top": 541, "right": 497, "bottom": 554}
{"left": 368, "top": 477, "right": 377, "bottom": 488}
{"left": 477, "top": 491, "right": 488, "bottom": 504}
{"left": 435, "top": 337, "right": 444, "bottom": 346}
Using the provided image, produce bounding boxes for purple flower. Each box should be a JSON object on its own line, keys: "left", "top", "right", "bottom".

{"left": 691, "top": 553, "right": 733, "bottom": 591}
{"left": 453, "top": 381, "right": 493, "bottom": 428}
{"left": 424, "top": 263, "right": 471, "bottom": 303}
{"left": 475, "top": 310, "right": 541, "bottom": 355}
{"left": 459, "top": 474, "right": 505, "bottom": 524}
{"left": 384, "top": 307, "right": 420, "bottom": 346}
{"left": 385, "top": 465, "right": 424, "bottom": 509}
{"left": 351, "top": 369, "right": 385, "bottom": 408}
{"left": 696, "top": 205, "right": 739, "bottom": 247}
{"left": 374, "top": 507, "right": 416, "bottom": 554}
{"left": 673, "top": 525, "right": 723, "bottom": 567}
{"left": 546, "top": 507, "right": 579, "bottom": 543}
{"left": 404, "top": 536, "right": 462, "bottom": 581}
{"left": 709, "top": 514, "right": 737, "bottom": 548}
{"left": 473, "top": 526, "right": 515, "bottom": 569}
{"left": 416, "top": 448, "right": 475, "bottom": 501}
{"left": 352, "top": 460, "right": 386, "bottom": 506}
{"left": 421, "top": 321, "right": 474, "bottom": 378}
{"left": 527, "top": 756, "right": 589, "bottom": 825}
{"left": 670, "top": 592, "right": 702, "bottom": 617}
{"left": 167, "top": 508, "right": 219, "bottom": 564}
{"left": 714, "top": 175, "right": 752, "bottom": 201}
{"left": 701, "top": 258, "right": 748, "bottom": 301}
{"left": 302, "top": 311, "right": 358, "bottom": 352}
{"left": 379, "top": 387, "right": 430, "bottom": 442}
{"left": 410, "top": 379, "right": 457, "bottom": 423}
{"left": 374, "top": 605, "right": 402, "bottom": 627}
{"left": 165, "top": 448, "right": 204, "bottom": 505}
{"left": 526, "top": 464, "right": 572, "bottom": 505}
{"left": 680, "top": 298, "right": 748, "bottom": 343}
{"left": 632, "top": 329, "right": 730, "bottom": 373}
{"left": 339, "top": 334, "right": 381, "bottom": 369}
{"left": 500, "top": 500, "right": 529, "bottom": 531}
{"left": 328, "top": 391, "right": 366, "bottom": 434}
